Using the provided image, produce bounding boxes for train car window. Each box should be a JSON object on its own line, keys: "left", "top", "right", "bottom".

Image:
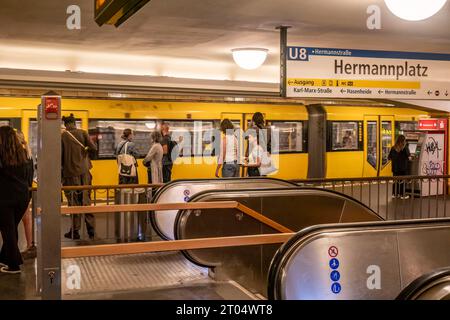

{"left": 88, "top": 120, "right": 154, "bottom": 158}
{"left": 269, "top": 121, "right": 306, "bottom": 153}
{"left": 367, "top": 121, "right": 377, "bottom": 169}
{"left": 327, "top": 121, "right": 362, "bottom": 152}
{"left": 0, "top": 120, "right": 10, "bottom": 127}
{"left": 164, "top": 120, "right": 216, "bottom": 157}
{"left": 29, "top": 119, "right": 82, "bottom": 161}
{"left": 88, "top": 119, "right": 217, "bottom": 159}
{"left": 381, "top": 121, "right": 393, "bottom": 167}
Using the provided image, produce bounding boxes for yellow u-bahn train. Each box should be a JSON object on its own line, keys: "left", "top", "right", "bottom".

{"left": 0, "top": 96, "right": 444, "bottom": 184}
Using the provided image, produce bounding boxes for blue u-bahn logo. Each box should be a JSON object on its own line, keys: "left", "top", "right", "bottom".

{"left": 288, "top": 47, "right": 309, "bottom": 61}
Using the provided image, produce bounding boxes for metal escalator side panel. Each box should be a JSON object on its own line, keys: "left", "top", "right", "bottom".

{"left": 151, "top": 178, "right": 295, "bottom": 240}
{"left": 268, "top": 219, "right": 450, "bottom": 300}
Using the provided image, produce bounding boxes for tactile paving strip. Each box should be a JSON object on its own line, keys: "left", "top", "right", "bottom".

{"left": 62, "top": 251, "right": 209, "bottom": 296}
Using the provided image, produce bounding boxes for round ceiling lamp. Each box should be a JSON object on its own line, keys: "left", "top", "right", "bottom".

{"left": 384, "top": 0, "right": 447, "bottom": 21}
{"left": 231, "top": 48, "right": 268, "bottom": 70}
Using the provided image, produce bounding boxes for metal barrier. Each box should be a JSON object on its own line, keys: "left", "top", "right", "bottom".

{"left": 31, "top": 183, "right": 163, "bottom": 243}
{"left": 292, "top": 175, "right": 450, "bottom": 220}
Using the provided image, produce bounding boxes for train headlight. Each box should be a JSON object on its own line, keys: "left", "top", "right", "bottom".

{"left": 384, "top": 0, "right": 447, "bottom": 21}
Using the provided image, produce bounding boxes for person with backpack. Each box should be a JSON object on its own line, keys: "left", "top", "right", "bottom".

{"left": 115, "top": 128, "right": 140, "bottom": 185}
{"left": 61, "top": 114, "right": 97, "bottom": 240}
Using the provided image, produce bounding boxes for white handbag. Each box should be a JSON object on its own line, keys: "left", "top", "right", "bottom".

{"left": 117, "top": 142, "right": 137, "bottom": 177}
{"left": 259, "top": 151, "right": 277, "bottom": 176}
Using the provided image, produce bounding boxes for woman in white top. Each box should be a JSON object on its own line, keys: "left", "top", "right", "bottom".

{"left": 215, "top": 119, "right": 239, "bottom": 178}
{"left": 243, "top": 130, "right": 263, "bottom": 176}
{"left": 143, "top": 131, "right": 164, "bottom": 184}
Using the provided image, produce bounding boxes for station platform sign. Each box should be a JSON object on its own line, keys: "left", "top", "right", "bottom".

{"left": 287, "top": 47, "right": 450, "bottom": 100}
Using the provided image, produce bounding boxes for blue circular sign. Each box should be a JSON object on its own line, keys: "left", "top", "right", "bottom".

{"left": 329, "top": 258, "right": 339, "bottom": 270}
{"left": 330, "top": 270, "right": 340, "bottom": 282}
{"left": 184, "top": 196, "right": 190, "bottom": 202}
{"left": 331, "top": 282, "right": 341, "bottom": 294}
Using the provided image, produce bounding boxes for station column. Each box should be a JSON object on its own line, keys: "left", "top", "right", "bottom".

{"left": 36, "top": 92, "right": 62, "bottom": 299}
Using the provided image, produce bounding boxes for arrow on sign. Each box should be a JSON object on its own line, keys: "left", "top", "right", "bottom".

{"left": 427, "top": 90, "right": 432, "bottom": 95}
{"left": 445, "top": 91, "right": 449, "bottom": 97}
{"left": 378, "top": 90, "right": 384, "bottom": 94}
{"left": 340, "top": 89, "right": 346, "bottom": 94}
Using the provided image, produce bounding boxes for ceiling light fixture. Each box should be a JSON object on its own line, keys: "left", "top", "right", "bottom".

{"left": 231, "top": 48, "right": 268, "bottom": 70}
{"left": 384, "top": 0, "right": 447, "bottom": 21}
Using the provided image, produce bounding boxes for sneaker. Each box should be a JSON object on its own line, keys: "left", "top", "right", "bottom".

{"left": 0, "top": 266, "right": 21, "bottom": 274}
{"left": 64, "top": 230, "right": 80, "bottom": 240}
{"left": 392, "top": 195, "right": 397, "bottom": 199}
{"left": 401, "top": 195, "right": 410, "bottom": 200}
{"left": 21, "top": 245, "right": 37, "bottom": 260}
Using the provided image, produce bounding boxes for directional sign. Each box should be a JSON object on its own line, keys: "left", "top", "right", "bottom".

{"left": 287, "top": 46, "right": 450, "bottom": 99}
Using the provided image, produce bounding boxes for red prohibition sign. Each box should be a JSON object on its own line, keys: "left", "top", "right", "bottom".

{"left": 328, "top": 246, "right": 338, "bottom": 257}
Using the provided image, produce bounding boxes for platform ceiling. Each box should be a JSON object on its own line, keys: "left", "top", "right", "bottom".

{"left": 0, "top": 0, "right": 449, "bottom": 84}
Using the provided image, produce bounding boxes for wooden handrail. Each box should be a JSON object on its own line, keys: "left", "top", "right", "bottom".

{"left": 57, "top": 200, "right": 293, "bottom": 233}
{"left": 60, "top": 201, "right": 239, "bottom": 214}
{"left": 61, "top": 233, "right": 295, "bottom": 258}
{"left": 236, "top": 203, "right": 293, "bottom": 233}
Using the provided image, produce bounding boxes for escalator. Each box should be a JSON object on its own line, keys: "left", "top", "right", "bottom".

{"left": 150, "top": 178, "right": 298, "bottom": 240}
{"left": 174, "top": 187, "right": 383, "bottom": 296}
{"left": 268, "top": 218, "right": 450, "bottom": 300}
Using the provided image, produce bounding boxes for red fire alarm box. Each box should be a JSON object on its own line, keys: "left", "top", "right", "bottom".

{"left": 44, "top": 96, "right": 60, "bottom": 120}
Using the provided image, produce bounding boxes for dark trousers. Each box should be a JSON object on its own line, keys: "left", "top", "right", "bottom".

{"left": 393, "top": 171, "right": 407, "bottom": 196}
{"left": 247, "top": 167, "right": 260, "bottom": 177}
{"left": 63, "top": 172, "right": 95, "bottom": 234}
{"left": 0, "top": 197, "right": 30, "bottom": 269}
{"left": 162, "top": 164, "right": 173, "bottom": 183}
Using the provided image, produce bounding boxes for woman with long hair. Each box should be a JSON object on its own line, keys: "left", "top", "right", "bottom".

{"left": 215, "top": 119, "right": 239, "bottom": 178}
{"left": 0, "top": 126, "right": 34, "bottom": 274}
{"left": 143, "top": 131, "right": 164, "bottom": 184}
{"left": 16, "top": 132, "right": 36, "bottom": 259}
{"left": 388, "top": 134, "right": 411, "bottom": 199}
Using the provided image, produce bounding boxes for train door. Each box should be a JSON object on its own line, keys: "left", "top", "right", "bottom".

{"left": 379, "top": 116, "right": 394, "bottom": 176}
{"left": 363, "top": 115, "right": 394, "bottom": 177}
{"left": 363, "top": 116, "right": 379, "bottom": 177}
{"left": 23, "top": 109, "right": 89, "bottom": 160}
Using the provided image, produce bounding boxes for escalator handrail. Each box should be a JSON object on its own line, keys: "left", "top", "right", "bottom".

{"left": 396, "top": 267, "right": 450, "bottom": 300}
{"left": 268, "top": 217, "right": 450, "bottom": 300}
{"left": 150, "top": 177, "right": 298, "bottom": 240}
{"left": 175, "top": 186, "right": 383, "bottom": 268}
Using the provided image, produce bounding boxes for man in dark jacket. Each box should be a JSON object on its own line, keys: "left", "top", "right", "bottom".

{"left": 61, "top": 114, "right": 97, "bottom": 240}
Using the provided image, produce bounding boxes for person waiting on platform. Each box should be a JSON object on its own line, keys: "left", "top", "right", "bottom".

{"left": 0, "top": 126, "right": 34, "bottom": 274}
{"left": 61, "top": 114, "right": 97, "bottom": 240}
{"left": 160, "top": 123, "right": 183, "bottom": 183}
{"left": 215, "top": 119, "right": 239, "bottom": 178}
{"left": 115, "top": 128, "right": 140, "bottom": 185}
{"left": 388, "top": 135, "right": 411, "bottom": 200}
{"left": 143, "top": 131, "right": 163, "bottom": 184}
{"left": 16, "top": 131, "right": 36, "bottom": 259}
{"left": 243, "top": 131, "right": 264, "bottom": 177}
